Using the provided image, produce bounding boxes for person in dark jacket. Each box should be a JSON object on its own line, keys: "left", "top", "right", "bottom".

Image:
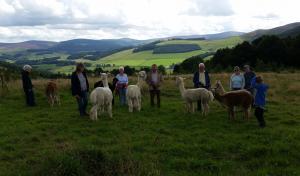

{"left": 193, "top": 63, "right": 211, "bottom": 111}
{"left": 71, "top": 63, "right": 89, "bottom": 116}
{"left": 243, "top": 65, "right": 256, "bottom": 94}
{"left": 21, "top": 65, "right": 36, "bottom": 106}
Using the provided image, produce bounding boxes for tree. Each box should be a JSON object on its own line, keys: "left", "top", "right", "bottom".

{"left": 158, "top": 65, "right": 166, "bottom": 75}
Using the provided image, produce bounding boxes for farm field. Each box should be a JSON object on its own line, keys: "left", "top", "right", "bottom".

{"left": 0, "top": 72, "right": 299, "bottom": 175}
{"left": 90, "top": 37, "right": 243, "bottom": 68}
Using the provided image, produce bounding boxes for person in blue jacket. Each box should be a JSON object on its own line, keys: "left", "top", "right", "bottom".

{"left": 251, "top": 76, "right": 269, "bottom": 128}
{"left": 193, "top": 63, "right": 211, "bottom": 111}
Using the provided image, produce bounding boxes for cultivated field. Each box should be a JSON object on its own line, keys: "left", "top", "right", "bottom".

{"left": 0, "top": 72, "right": 299, "bottom": 175}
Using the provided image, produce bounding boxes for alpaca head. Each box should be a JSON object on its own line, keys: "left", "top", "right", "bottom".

{"left": 212, "top": 80, "right": 225, "bottom": 95}
{"left": 137, "top": 71, "right": 147, "bottom": 80}
{"left": 175, "top": 76, "right": 184, "bottom": 86}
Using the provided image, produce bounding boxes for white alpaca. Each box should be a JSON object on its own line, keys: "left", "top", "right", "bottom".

{"left": 90, "top": 73, "right": 113, "bottom": 120}
{"left": 126, "top": 71, "right": 147, "bottom": 112}
{"left": 176, "top": 76, "right": 214, "bottom": 116}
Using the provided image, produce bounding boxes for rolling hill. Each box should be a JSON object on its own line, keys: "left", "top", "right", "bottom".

{"left": 242, "top": 22, "right": 300, "bottom": 40}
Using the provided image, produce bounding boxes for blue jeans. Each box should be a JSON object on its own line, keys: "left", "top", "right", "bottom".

{"left": 118, "top": 88, "right": 127, "bottom": 105}
{"left": 25, "top": 89, "right": 36, "bottom": 106}
{"left": 76, "top": 91, "right": 88, "bottom": 116}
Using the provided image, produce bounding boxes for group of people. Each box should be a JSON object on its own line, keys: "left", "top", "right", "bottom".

{"left": 192, "top": 63, "right": 268, "bottom": 127}
{"left": 70, "top": 63, "right": 163, "bottom": 116}
{"left": 21, "top": 62, "right": 268, "bottom": 128}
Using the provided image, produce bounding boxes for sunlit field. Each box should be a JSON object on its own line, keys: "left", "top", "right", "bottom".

{"left": 0, "top": 72, "right": 299, "bottom": 175}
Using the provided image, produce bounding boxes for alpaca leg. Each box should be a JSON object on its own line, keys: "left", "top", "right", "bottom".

{"left": 128, "top": 99, "right": 133, "bottom": 112}
{"left": 90, "top": 105, "right": 98, "bottom": 121}
{"left": 191, "top": 103, "right": 195, "bottom": 113}
{"left": 56, "top": 95, "right": 61, "bottom": 106}
{"left": 108, "top": 103, "right": 113, "bottom": 118}
{"left": 137, "top": 97, "right": 142, "bottom": 111}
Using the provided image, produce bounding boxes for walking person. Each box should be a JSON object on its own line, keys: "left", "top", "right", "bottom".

{"left": 21, "top": 65, "right": 36, "bottom": 106}
{"left": 243, "top": 65, "right": 256, "bottom": 94}
{"left": 193, "top": 63, "right": 211, "bottom": 111}
{"left": 230, "top": 66, "right": 245, "bottom": 91}
{"left": 71, "top": 63, "right": 89, "bottom": 117}
{"left": 252, "top": 76, "right": 269, "bottom": 128}
{"left": 147, "top": 64, "right": 163, "bottom": 108}
{"left": 116, "top": 66, "right": 128, "bottom": 106}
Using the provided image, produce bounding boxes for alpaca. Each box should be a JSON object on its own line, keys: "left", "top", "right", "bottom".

{"left": 212, "top": 80, "right": 253, "bottom": 120}
{"left": 90, "top": 73, "right": 113, "bottom": 120}
{"left": 175, "top": 76, "right": 214, "bottom": 116}
{"left": 126, "top": 71, "right": 147, "bottom": 112}
{"left": 45, "top": 81, "right": 60, "bottom": 107}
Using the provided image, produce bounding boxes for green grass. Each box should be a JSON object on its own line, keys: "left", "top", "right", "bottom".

{"left": 90, "top": 37, "right": 242, "bottom": 69}
{"left": 0, "top": 73, "right": 299, "bottom": 175}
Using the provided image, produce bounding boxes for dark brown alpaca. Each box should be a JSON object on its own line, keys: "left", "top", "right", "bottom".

{"left": 212, "top": 80, "right": 253, "bottom": 120}
{"left": 46, "top": 81, "right": 60, "bottom": 107}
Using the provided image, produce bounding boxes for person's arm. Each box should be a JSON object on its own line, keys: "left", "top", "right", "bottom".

{"left": 241, "top": 75, "right": 245, "bottom": 89}
{"left": 71, "top": 73, "right": 79, "bottom": 97}
{"left": 193, "top": 72, "right": 198, "bottom": 87}
{"left": 229, "top": 75, "right": 233, "bottom": 90}
{"left": 206, "top": 72, "right": 211, "bottom": 88}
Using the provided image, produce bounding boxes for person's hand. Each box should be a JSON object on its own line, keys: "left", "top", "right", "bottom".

{"left": 75, "top": 95, "right": 81, "bottom": 99}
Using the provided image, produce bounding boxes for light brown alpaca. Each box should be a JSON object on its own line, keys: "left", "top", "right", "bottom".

{"left": 212, "top": 80, "right": 253, "bottom": 120}
{"left": 46, "top": 81, "right": 60, "bottom": 107}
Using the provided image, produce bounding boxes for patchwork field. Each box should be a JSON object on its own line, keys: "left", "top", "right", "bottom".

{"left": 0, "top": 72, "right": 299, "bottom": 175}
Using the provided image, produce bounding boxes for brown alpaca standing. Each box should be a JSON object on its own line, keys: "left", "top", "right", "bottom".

{"left": 46, "top": 81, "right": 60, "bottom": 107}
{"left": 212, "top": 80, "right": 253, "bottom": 120}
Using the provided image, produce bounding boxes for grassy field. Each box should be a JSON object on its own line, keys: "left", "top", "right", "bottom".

{"left": 90, "top": 37, "right": 243, "bottom": 69}
{"left": 0, "top": 72, "right": 299, "bottom": 175}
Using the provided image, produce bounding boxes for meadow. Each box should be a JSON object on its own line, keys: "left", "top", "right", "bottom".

{"left": 0, "top": 72, "right": 299, "bottom": 175}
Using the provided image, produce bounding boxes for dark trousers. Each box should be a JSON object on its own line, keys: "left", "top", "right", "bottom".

{"left": 150, "top": 90, "right": 160, "bottom": 107}
{"left": 24, "top": 90, "right": 36, "bottom": 106}
{"left": 255, "top": 107, "right": 266, "bottom": 127}
{"left": 77, "top": 91, "right": 88, "bottom": 116}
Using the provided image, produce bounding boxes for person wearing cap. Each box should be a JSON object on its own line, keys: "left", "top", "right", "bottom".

{"left": 193, "top": 63, "right": 211, "bottom": 111}
{"left": 243, "top": 65, "right": 256, "bottom": 94}
{"left": 21, "top": 65, "right": 36, "bottom": 106}
{"left": 116, "top": 66, "right": 128, "bottom": 106}
{"left": 230, "top": 66, "right": 245, "bottom": 91}
{"left": 146, "top": 64, "right": 163, "bottom": 108}
{"left": 71, "top": 63, "right": 89, "bottom": 117}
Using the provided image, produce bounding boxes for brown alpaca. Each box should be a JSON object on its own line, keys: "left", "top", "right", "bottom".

{"left": 46, "top": 81, "right": 60, "bottom": 107}
{"left": 212, "top": 80, "right": 253, "bottom": 120}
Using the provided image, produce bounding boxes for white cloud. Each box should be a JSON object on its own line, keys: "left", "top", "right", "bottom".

{"left": 0, "top": 0, "right": 299, "bottom": 42}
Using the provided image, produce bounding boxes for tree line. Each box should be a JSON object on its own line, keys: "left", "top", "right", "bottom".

{"left": 174, "top": 35, "right": 300, "bottom": 73}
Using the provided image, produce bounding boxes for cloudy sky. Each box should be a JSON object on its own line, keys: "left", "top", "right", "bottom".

{"left": 0, "top": 0, "right": 299, "bottom": 42}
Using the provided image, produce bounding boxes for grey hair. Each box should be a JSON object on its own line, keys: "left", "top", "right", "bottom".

{"left": 23, "top": 65, "right": 32, "bottom": 72}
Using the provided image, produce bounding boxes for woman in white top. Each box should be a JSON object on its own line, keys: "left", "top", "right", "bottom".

{"left": 116, "top": 66, "right": 128, "bottom": 105}
{"left": 230, "top": 66, "right": 245, "bottom": 90}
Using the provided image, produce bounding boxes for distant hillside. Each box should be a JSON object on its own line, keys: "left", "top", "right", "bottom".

{"left": 0, "top": 41, "right": 58, "bottom": 50}
{"left": 172, "top": 31, "right": 244, "bottom": 40}
{"left": 48, "top": 38, "right": 146, "bottom": 54}
{"left": 242, "top": 22, "right": 300, "bottom": 40}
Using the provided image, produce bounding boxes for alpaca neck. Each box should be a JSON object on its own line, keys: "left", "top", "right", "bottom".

{"left": 136, "top": 76, "right": 143, "bottom": 88}
{"left": 102, "top": 77, "right": 109, "bottom": 87}
{"left": 178, "top": 81, "right": 186, "bottom": 97}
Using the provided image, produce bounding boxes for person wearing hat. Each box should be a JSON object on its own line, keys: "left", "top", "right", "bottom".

{"left": 243, "top": 65, "right": 256, "bottom": 94}
{"left": 21, "top": 65, "right": 36, "bottom": 106}
{"left": 230, "top": 66, "right": 245, "bottom": 90}
{"left": 71, "top": 63, "right": 90, "bottom": 116}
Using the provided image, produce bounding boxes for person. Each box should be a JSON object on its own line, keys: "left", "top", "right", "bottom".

{"left": 21, "top": 65, "right": 36, "bottom": 106}
{"left": 146, "top": 64, "right": 163, "bottom": 108}
{"left": 71, "top": 63, "right": 89, "bottom": 116}
{"left": 116, "top": 67, "right": 128, "bottom": 106}
{"left": 252, "top": 76, "right": 269, "bottom": 128}
{"left": 230, "top": 66, "right": 245, "bottom": 91}
{"left": 193, "top": 63, "right": 211, "bottom": 111}
{"left": 243, "top": 65, "right": 256, "bottom": 94}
